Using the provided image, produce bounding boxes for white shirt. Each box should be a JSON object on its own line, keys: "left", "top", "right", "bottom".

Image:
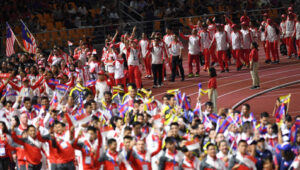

{"left": 95, "top": 81, "right": 110, "bottom": 102}
{"left": 139, "top": 39, "right": 149, "bottom": 58}
{"left": 231, "top": 31, "right": 243, "bottom": 50}
{"left": 169, "top": 41, "right": 183, "bottom": 56}
{"left": 285, "top": 19, "right": 295, "bottom": 37}
{"left": 265, "top": 24, "right": 278, "bottom": 42}
{"left": 214, "top": 31, "right": 228, "bottom": 51}
{"left": 199, "top": 31, "right": 211, "bottom": 49}
{"left": 150, "top": 45, "right": 165, "bottom": 64}
{"left": 126, "top": 47, "right": 140, "bottom": 66}
{"left": 296, "top": 22, "right": 300, "bottom": 40}
{"left": 241, "top": 29, "right": 252, "bottom": 49}
{"left": 280, "top": 21, "right": 286, "bottom": 38}
{"left": 188, "top": 35, "right": 201, "bottom": 55}
{"left": 114, "top": 60, "right": 125, "bottom": 79}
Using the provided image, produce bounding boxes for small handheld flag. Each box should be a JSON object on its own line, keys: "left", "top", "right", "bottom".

{"left": 67, "top": 41, "right": 73, "bottom": 46}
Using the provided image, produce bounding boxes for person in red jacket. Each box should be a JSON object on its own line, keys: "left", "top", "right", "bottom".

{"left": 128, "top": 137, "right": 162, "bottom": 170}
{"left": 249, "top": 42, "right": 260, "bottom": 89}
{"left": 11, "top": 124, "right": 43, "bottom": 170}
{"left": 0, "top": 121, "right": 13, "bottom": 170}
{"left": 73, "top": 126, "right": 102, "bottom": 170}
{"left": 98, "top": 138, "right": 133, "bottom": 170}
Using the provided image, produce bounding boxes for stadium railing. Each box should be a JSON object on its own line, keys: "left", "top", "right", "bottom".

{"left": 0, "top": 7, "right": 286, "bottom": 56}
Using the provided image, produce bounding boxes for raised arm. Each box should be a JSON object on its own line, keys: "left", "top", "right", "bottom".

{"left": 31, "top": 75, "right": 45, "bottom": 90}
{"left": 8, "top": 81, "right": 21, "bottom": 92}
{"left": 179, "top": 31, "right": 189, "bottom": 40}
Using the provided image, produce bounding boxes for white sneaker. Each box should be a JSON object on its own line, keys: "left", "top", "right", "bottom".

{"left": 157, "top": 85, "right": 161, "bottom": 88}
{"left": 164, "top": 77, "right": 167, "bottom": 81}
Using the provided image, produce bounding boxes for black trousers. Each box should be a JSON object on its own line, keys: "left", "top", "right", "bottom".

{"left": 51, "top": 161, "right": 75, "bottom": 170}
{"left": 27, "top": 163, "right": 42, "bottom": 170}
{"left": 0, "top": 157, "right": 10, "bottom": 170}
{"left": 171, "top": 56, "right": 184, "bottom": 81}
{"left": 152, "top": 64, "right": 163, "bottom": 85}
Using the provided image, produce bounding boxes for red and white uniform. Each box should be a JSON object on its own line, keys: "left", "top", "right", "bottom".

{"left": 265, "top": 24, "right": 279, "bottom": 61}
{"left": 139, "top": 39, "right": 151, "bottom": 76}
{"left": 104, "top": 51, "right": 118, "bottom": 79}
{"left": 296, "top": 21, "right": 300, "bottom": 57}
{"left": 128, "top": 140, "right": 162, "bottom": 170}
{"left": 54, "top": 131, "right": 76, "bottom": 165}
{"left": 9, "top": 76, "right": 44, "bottom": 99}
{"left": 285, "top": 17, "right": 297, "bottom": 56}
{"left": 99, "top": 150, "right": 133, "bottom": 170}
{"left": 211, "top": 31, "right": 229, "bottom": 71}
{"left": 114, "top": 58, "right": 126, "bottom": 87}
{"left": 199, "top": 30, "right": 211, "bottom": 70}
{"left": 230, "top": 31, "right": 243, "bottom": 68}
{"left": 95, "top": 79, "right": 112, "bottom": 102}
{"left": 126, "top": 47, "right": 142, "bottom": 89}
{"left": 147, "top": 44, "right": 167, "bottom": 65}
{"left": 169, "top": 40, "right": 184, "bottom": 57}
{"left": 180, "top": 33, "right": 201, "bottom": 74}
{"left": 260, "top": 21, "right": 268, "bottom": 55}
{"left": 73, "top": 132, "right": 102, "bottom": 170}
{"left": 280, "top": 20, "right": 286, "bottom": 40}
{"left": 208, "top": 24, "right": 218, "bottom": 63}
{"left": 241, "top": 28, "right": 253, "bottom": 65}
{"left": 180, "top": 156, "right": 201, "bottom": 170}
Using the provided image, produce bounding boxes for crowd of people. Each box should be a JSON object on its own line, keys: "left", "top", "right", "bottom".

{"left": 1, "top": 5, "right": 300, "bottom": 170}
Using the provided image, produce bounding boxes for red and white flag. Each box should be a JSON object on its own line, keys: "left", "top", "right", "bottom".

{"left": 6, "top": 23, "right": 16, "bottom": 57}
{"left": 185, "top": 139, "right": 200, "bottom": 151}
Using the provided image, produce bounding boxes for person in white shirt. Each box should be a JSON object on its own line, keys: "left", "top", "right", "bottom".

{"left": 125, "top": 39, "right": 144, "bottom": 89}
{"left": 241, "top": 22, "right": 253, "bottom": 67}
{"left": 285, "top": 12, "right": 297, "bottom": 58}
{"left": 265, "top": 19, "right": 280, "bottom": 63}
{"left": 210, "top": 24, "right": 229, "bottom": 73}
{"left": 230, "top": 24, "right": 243, "bottom": 71}
{"left": 169, "top": 35, "right": 184, "bottom": 82}
{"left": 296, "top": 15, "right": 300, "bottom": 59}
{"left": 139, "top": 33, "right": 151, "bottom": 78}
{"left": 146, "top": 38, "right": 167, "bottom": 88}
{"left": 199, "top": 24, "right": 212, "bottom": 71}
{"left": 179, "top": 28, "right": 201, "bottom": 78}
{"left": 259, "top": 13, "right": 269, "bottom": 63}
{"left": 280, "top": 14, "right": 287, "bottom": 45}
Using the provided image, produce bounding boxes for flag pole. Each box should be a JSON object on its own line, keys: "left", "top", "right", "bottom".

{"left": 6, "top": 22, "right": 27, "bottom": 53}
{"left": 20, "top": 19, "right": 34, "bottom": 36}
{"left": 20, "top": 19, "right": 37, "bottom": 53}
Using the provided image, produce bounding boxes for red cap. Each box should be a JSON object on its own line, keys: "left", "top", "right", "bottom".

{"left": 288, "top": 7, "right": 293, "bottom": 11}
{"left": 263, "top": 13, "right": 268, "bottom": 17}
{"left": 98, "top": 70, "right": 105, "bottom": 75}
{"left": 121, "top": 35, "right": 125, "bottom": 38}
{"left": 281, "top": 14, "right": 286, "bottom": 18}
{"left": 22, "top": 77, "right": 29, "bottom": 82}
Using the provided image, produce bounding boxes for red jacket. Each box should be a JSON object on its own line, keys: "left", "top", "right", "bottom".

{"left": 12, "top": 132, "right": 42, "bottom": 165}
{"left": 73, "top": 131, "right": 102, "bottom": 170}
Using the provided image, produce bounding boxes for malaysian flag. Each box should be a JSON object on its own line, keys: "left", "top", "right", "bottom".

{"left": 20, "top": 20, "right": 37, "bottom": 54}
{"left": 6, "top": 23, "right": 16, "bottom": 57}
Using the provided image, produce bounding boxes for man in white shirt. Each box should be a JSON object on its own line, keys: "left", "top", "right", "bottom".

{"left": 169, "top": 35, "right": 185, "bottom": 82}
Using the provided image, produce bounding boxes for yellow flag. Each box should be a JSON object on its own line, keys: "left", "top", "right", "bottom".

{"left": 279, "top": 94, "right": 291, "bottom": 103}
{"left": 200, "top": 89, "right": 209, "bottom": 96}
{"left": 167, "top": 89, "right": 179, "bottom": 95}
{"left": 112, "top": 86, "right": 124, "bottom": 93}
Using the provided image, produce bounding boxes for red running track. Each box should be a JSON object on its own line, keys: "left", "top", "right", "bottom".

{"left": 140, "top": 45, "right": 300, "bottom": 119}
